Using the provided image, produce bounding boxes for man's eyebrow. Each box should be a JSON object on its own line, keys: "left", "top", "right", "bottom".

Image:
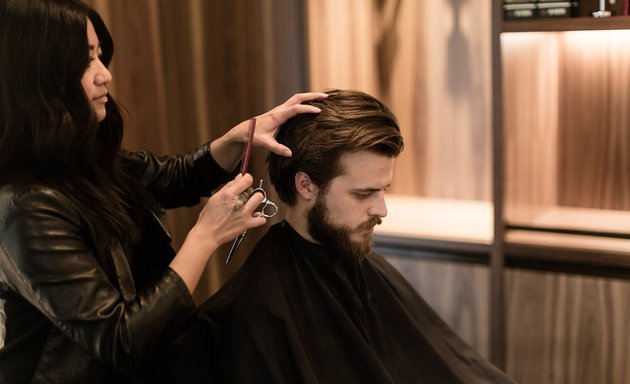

{"left": 352, "top": 186, "right": 389, "bottom": 193}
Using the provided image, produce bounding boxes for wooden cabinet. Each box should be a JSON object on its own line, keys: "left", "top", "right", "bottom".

{"left": 494, "top": 2, "right": 630, "bottom": 377}
{"left": 499, "top": 14, "right": 630, "bottom": 271}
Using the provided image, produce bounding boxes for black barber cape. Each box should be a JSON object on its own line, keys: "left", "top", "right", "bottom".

{"left": 160, "top": 221, "right": 515, "bottom": 384}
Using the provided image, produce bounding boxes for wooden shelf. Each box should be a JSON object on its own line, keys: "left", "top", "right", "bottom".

{"left": 373, "top": 197, "right": 630, "bottom": 276}
{"left": 374, "top": 195, "right": 493, "bottom": 263}
{"left": 507, "top": 206, "right": 630, "bottom": 239}
{"left": 507, "top": 230, "right": 630, "bottom": 258}
{"left": 503, "top": 16, "right": 630, "bottom": 32}
{"left": 505, "top": 230, "right": 630, "bottom": 278}
{"left": 374, "top": 195, "right": 493, "bottom": 245}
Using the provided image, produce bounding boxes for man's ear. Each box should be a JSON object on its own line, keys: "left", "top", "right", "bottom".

{"left": 295, "top": 171, "right": 317, "bottom": 201}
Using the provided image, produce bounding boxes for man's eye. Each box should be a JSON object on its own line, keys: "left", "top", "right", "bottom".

{"left": 354, "top": 193, "right": 371, "bottom": 199}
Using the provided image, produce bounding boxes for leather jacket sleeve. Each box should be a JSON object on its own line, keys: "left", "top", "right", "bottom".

{"left": 0, "top": 145, "right": 234, "bottom": 378}
{"left": 0, "top": 184, "right": 196, "bottom": 374}
{"left": 121, "top": 143, "right": 235, "bottom": 209}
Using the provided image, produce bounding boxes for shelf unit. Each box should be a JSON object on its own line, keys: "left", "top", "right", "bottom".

{"left": 503, "top": 16, "right": 630, "bottom": 32}
{"left": 491, "top": 2, "right": 630, "bottom": 367}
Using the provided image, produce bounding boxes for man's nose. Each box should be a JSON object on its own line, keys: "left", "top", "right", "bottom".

{"left": 368, "top": 192, "right": 387, "bottom": 218}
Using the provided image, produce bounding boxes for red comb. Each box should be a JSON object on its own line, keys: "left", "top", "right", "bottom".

{"left": 239, "top": 117, "right": 256, "bottom": 175}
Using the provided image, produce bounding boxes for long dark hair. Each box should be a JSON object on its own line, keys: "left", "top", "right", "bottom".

{"left": 0, "top": 0, "right": 142, "bottom": 246}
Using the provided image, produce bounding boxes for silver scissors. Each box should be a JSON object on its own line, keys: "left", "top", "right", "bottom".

{"left": 225, "top": 180, "right": 278, "bottom": 263}
{"left": 225, "top": 117, "right": 279, "bottom": 263}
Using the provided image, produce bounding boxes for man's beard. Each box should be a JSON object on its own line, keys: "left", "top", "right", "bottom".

{"left": 306, "top": 194, "right": 382, "bottom": 261}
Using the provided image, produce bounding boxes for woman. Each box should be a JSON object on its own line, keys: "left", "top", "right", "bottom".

{"left": 0, "top": 1, "right": 326, "bottom": 383}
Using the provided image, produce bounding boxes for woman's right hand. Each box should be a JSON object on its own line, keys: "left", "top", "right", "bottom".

{"left": 170, "top": 173, "right": 266, "bottom": 294}
{"left": 194, "top": 173, "right": 266, "bottom": 247}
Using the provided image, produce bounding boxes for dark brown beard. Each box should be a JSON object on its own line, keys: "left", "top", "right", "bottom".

{"left": 306, "top": 194, "right": 381, "bottom": 261}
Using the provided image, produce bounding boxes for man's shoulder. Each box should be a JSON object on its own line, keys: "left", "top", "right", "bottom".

{"left": 364, "top": 251, "right": 399, "bottom": 275}
{"left": 201, "top": 224, "right": 295, "bottom": 307}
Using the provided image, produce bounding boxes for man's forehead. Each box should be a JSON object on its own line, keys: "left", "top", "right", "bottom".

{"left": 338, "top": 150, "right": 394, "bottom": 167}
{"left": 333, "top": 150, "right": 395, "bottom": 185}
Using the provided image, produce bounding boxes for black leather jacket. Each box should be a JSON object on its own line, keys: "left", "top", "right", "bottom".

{"left": 0, "top": 145, "right": 233, "bottom": 384}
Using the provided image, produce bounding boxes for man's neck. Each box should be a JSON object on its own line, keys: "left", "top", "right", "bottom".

{"left": 284, "top": 207, "right": 317, "bottom": 244}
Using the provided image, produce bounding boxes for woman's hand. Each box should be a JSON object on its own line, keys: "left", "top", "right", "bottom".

{"left": 194, "top": 173, "right": 266, "bottom": 247}
{"left": 170, "top": 173, "right": 266, "bottom": 294}
{"left": 247, "top": 92, "right": 329, "bottom": 156}
{"left": 210, "top": 92, "right": 328, "bottom": 171}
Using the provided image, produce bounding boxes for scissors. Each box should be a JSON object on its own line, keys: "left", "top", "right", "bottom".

{"left": 225, "top": 117, "right": 279, "bottom": 264}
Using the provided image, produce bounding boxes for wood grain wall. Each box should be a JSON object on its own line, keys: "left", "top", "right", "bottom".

{"left": 506, "top": 268, "right": 630, "bottom": 384}
{"left": 502, "top": 33, "right": 560, "bottom": 223}
{"left": 307, "top": 0, "right": 493, "bottom": 201}
{"left": 503, "top": 30, "right": 630, "bottom": 222}
{"left": 557, "top": 31, "right": 630, "bottom": 211}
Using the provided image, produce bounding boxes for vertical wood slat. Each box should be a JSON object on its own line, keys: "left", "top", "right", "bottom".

{"left": 87, "top": 0, "right": 170, "bottom": 154}
{"left": 558, "top": 31, "right": 630, "bottom": 211}
{"left": 502, "top": 32, "right": 560, "bottom": 225}
{"left": 503, "top": 30, "right": 630, "bottom": 222}
{"left": 506, "top": 269, "right": 630, "bottom": 384}
{"left": 491, "top": 0, "right": 506, "bottom": 369}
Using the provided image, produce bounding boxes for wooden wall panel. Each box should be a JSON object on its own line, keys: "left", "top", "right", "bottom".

{"left": 506, "top": 268, "right": 630, "bottom": 384}
{"left": 558, "top": 31, "right": 630, "bottom": 211}
{"left": 88, "top": 0, "right": 170, "bottom": 153}
{"left": 502, "top": 33, "right": 560, "bottom": 224}
{"left": 422, "top": 0, "right": 492, "bottom": 201}
{"left": 503, "top": 30, "right": 630, "bottom": 220}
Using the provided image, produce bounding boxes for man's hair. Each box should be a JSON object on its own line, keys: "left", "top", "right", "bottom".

{"left": 267, "top": 89, "right": 404, "bottom": 206}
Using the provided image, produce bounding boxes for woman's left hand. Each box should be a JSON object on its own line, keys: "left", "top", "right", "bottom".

{"left": 209, "top": 92, "right": 328, "bottom": 171}
{"left": 248, "top": 92, "right": 328, "bottom": 157}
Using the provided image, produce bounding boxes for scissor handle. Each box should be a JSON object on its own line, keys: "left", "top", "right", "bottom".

{"left": 259, "top": 200, "right": 278, "bottom": 218}
{"left": 251, "top": 187, "right": 278, "bottom": 218}
{"left": 251, "top": 187, "right": 267, "bottom": 202}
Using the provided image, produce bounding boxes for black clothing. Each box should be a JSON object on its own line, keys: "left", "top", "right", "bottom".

{"left": 0, "top": 145, "right": 232, "bottom": 384}
{"left": 163, "top": 221, "right": 516, "bottom": 384}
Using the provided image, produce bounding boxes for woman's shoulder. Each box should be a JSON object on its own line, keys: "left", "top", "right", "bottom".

{"left": 0, "top": 181, "right": 78, "bottom": 220}
{"left": 1, "top": 180, "right": 65, "bottom": 199}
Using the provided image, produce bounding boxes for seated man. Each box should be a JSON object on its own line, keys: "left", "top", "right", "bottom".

{"left": 164, "top": 89, "right": 515, "bottom": 383}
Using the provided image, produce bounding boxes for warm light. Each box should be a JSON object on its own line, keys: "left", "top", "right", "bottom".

{"left": 501, "top": 29, "right": 630, "bottom": 61}
{"left": 501, "top": 31, "right": 549, "bottom": 46}
{"left": 502, "top": 29, "right": 630, "bottom": 51}
{"left": 562, "top": 29, "right": 630, "bottom": 53}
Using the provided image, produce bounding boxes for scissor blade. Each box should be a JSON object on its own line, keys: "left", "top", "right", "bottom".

{"left": 225, "top": 232, "right": 246, "bottom": 264}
